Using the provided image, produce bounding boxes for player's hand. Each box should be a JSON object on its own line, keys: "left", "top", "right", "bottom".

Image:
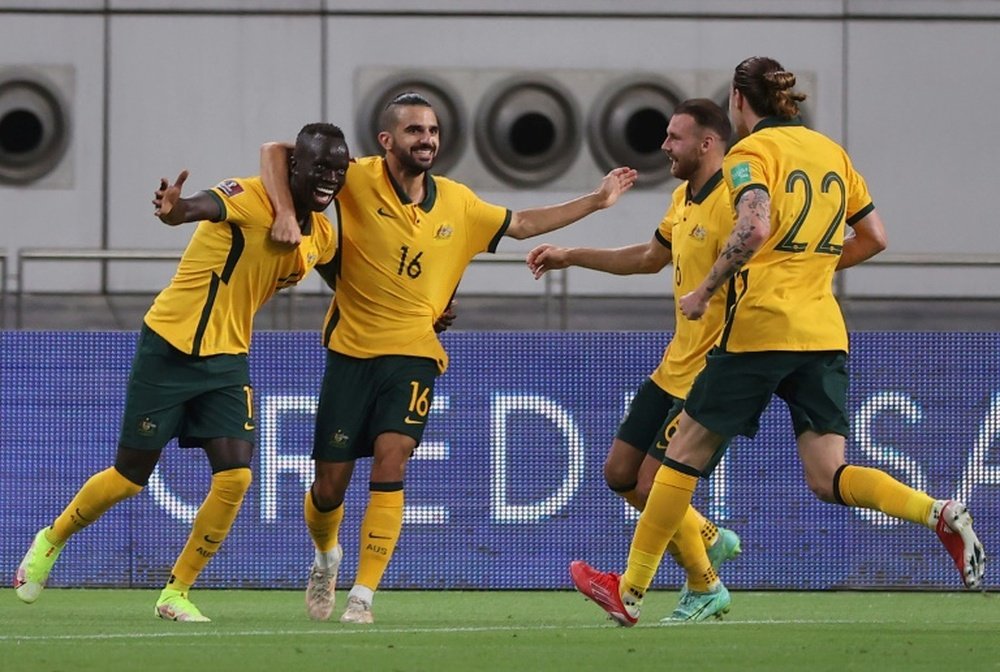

{"left": 526, "top": 243, "right": 570, "bottom": 279}
{"left": 679, "top": 289, "right": 709, "bottom": 320}
{"left": 270, "top": 212, "right": 302, "bottom": 247}
{"left": 153, "top": 170, "right": 188, "bottom": 225}
{"left": 434, "top": 300, "right": 457, "bottom": 333}
{"left": 593, "top": 166, "right": 638, "bottom": 209}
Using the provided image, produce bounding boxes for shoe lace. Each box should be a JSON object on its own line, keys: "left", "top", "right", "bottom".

{"left": 308, "top": 568, "right": 333, "bottom": 600}
{"left": 346, "top": 596, "right": 370, "bottom": 612}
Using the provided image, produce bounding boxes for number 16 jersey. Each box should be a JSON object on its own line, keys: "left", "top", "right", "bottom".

{"left": 323, "top": 156, "right": 511, "bottom": 373}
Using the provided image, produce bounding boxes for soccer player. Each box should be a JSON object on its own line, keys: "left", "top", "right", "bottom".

{"left": 570, "top": 57, "right": 985, "bottom": 626}
{"left": 526, "top": 99, "right": 741, "bottom": 621}
{"left": 260, "top": 92, "right": 637, "bottom": 624}
{"left": 13, "top": 123, "right": 351, "bottom": 622}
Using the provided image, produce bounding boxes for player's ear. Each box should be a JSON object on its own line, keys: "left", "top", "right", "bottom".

{"left": 377, "top": 130, "right": 392, "bottom": 152}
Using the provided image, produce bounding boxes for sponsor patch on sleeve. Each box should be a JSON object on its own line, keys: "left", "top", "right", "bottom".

{"left": 217, "top": 179, "right": 244, "bottom": 197}
{"left": 729, "top": 162, "right": 752, "bottom": 188}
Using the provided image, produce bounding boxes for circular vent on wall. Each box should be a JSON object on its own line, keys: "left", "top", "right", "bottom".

{"left": 588, "top": 76, "right": 682, "bottom": 188}
{"left": 474, "top": 76, "right": 580, "bottom": 187}
{"left": 0, "top": 70, "right": 70, "bottom": 185}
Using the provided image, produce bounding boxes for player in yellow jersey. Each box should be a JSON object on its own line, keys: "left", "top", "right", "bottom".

{"left": 13, "top": 123, "right": 350, "bottom": 622}
{"left": 571, "top": 57, "right": 985, "bottom": 627}
{"left": 527, "top": 99, "right": 741, "bottom": 621}
{"left": 260, "top": 93, "right": 637, "bottom": 624}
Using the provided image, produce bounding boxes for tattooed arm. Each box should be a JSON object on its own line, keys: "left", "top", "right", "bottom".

{"left": 679, "top": 187, "right": 771, "bottom": 320}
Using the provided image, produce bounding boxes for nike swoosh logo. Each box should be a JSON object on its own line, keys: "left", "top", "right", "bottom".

{"left": 244, "top": 422, "right": 255, "bottom": 431}
{"left": 368, "top": 532, "right": 392, "bottom": 540}
{"left": 403, "top": 416, "right": 424, "bottom": 425}
{"left": 377, "top": 207, "right": 397, "bottom": 219}
{"left": 654, "top": 442, "right": 669, "bottom": 451}
{"left": 203, "top": 534, "right": 224, "bottom": 544}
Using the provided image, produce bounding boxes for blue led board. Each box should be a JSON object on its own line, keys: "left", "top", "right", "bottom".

{"left": 1, "top": 331, "right": 996, "bottom": 590}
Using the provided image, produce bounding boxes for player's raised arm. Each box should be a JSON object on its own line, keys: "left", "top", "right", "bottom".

{"left": 260, "top": 141, "right": 301, "bottom": 246}
{"left": 505, "top": 166, "right": 638, "bottom": 240}
{"left": 152, "top": 170, "right": 222, "bottom": 226}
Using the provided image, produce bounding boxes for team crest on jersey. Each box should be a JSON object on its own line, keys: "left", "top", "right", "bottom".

{"left": 730, "top": 162, "right": 751, "bottom": 187}
{"left": 434, "top": 223, "right": 453, "bottom": 240}
{"left": 217, "top": 179, "right": 244, "bottom": 197}
{"left": 690, "top": 225, "right": 707, "bottom": 241}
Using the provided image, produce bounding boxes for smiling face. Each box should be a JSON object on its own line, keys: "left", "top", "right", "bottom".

{"left": 289, "top": 132, "right": 350, "bottom": 213}
{"left": 660, "top": 112, "right": 708, "bottom": 182}
{"left": 379, "top": 104, "right": 440, "bottom": 176}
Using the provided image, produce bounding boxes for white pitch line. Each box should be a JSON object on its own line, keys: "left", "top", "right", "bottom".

{"left": 0, "top": 619, "right": 915, "bottom": 642}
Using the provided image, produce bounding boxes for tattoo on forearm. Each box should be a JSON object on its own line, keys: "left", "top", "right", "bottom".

{"left": 704, "top": 190, "right": 769, "bottom": 294}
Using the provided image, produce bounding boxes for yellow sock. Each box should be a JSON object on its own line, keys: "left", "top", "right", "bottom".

{"left": 304, "top": 489, "right": 345, "bottom": 552}
{"left": 622, "top": 465, "right": 698, "bottom": 599}
{"left": 355, "top": 487, "right": 404, "bottom": 592}
{"left": 618, "top": 488, "right": 645, "bottom": 512}
{"left": 667, "top": 506, "right": 717, "bottom": 592}
{"left": 695, "top": 510, "right": 719, "bottom": 548}
{"left": 836, "top": 465, "right": 934, "bottom": 525}
{"left": 167, "top": 467, "right": 251, "bottom": 588}
{"left": 50, "top": 467, "right": 143, "bottom": 544}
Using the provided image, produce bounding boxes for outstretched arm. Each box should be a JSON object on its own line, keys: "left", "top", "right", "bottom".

{"left": 152, "top": 170, "right": 221, "bottom": 226}
{"left": 505, "top": 167, "right": 638, "bottom": 240}
{"left": 679, "top": 187, "right": 770, "bottom": 320}
{"left": 837, "top": 210, "right": 887, "bottom": 270}
{"left": 526, "top": 237, "right": 671, "bottom": 279}
{"left": 260, "top": 141, "right": 299, "bottom": 246}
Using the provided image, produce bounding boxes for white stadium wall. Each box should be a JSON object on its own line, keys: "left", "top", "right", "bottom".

{"left": 0, "top": 0, "right": 997, "bottom": 296}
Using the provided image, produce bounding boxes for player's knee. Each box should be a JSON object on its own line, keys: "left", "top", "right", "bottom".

{"left": 311, "top": 478, "right": 347, "bottom": 510}
{"left": 804, "top": 474, "right": 839, "bottom": 503}
{"left": 214, "top": 466, "right": 252, "bottom": 499}
{"left": 602, "top": 458, "right": 636, "bottom": 494}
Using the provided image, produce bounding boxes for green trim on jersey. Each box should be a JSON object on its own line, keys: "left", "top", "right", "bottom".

{"left": 689, "top": 170, "right": 724, "bottom": 204}
{"left": 654, "top": 229, "right": 671, "bottom": 249}
{"left": 649, "top": 173, "right": 734, "bottom": 398}
{"left": 206, "top": 190, "right": 227, "bottom": 222}
{"left": 733, "top": 182, "right": 769, "bottom": 206}
{"left": 146, "top": 176, "right": 335, "bottom": 356}
{"left": 192, "top": 223, "right": 245, "bottom": 356}
{"left": 847, "top": 202, "right": 875, "bottom": 226}
{"left": 487, "top": 209, "right": 513, "bottom": 253}
{"left": 387, "top": 168, "right": 439, "bottom": 211}
{"left": 752, "top": 116, "right": 804, "bottom": 132}
{"left": 721, "top": 122, "right": 872, "bottom": 352}
{"left": 325, "top": 157, "right": 511, "bottom": 372}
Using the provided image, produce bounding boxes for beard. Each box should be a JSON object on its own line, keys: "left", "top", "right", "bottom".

{"left": 669, "top": 156, "right": 696, "bottom": 182}
{"left": 392, "top": 144, "right": 437, "bottom": 175}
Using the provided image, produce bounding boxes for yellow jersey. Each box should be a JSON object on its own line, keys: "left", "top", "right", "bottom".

{"left": 145, "top": 176, "right": 337, "bottom": 356}
{"left": 323, "top": 157, "right": 511, "bottom": 372}
{"left": 721, "top": 118, "right": 874, "bottom": 352}
{"left": 649, "top": 170, "right": 735, "bottom": 398}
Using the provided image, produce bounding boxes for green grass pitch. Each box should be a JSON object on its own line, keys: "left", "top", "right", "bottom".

{"left": 2, "top": 589, "right": 998, "bottom": 672}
